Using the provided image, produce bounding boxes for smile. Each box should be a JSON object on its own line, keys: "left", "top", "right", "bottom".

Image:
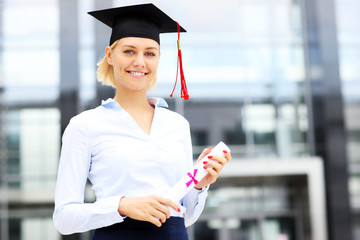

{"left": 128, "top": 71, "right": 146, "bottom": 77}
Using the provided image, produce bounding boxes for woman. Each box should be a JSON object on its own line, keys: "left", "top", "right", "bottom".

{"left": 53, "top": 3, "right": 231, "bottom": 240}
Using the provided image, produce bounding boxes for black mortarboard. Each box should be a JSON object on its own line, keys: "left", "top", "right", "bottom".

{"left": 87, "top": 3, "right": 186, "bottom": 46}
{"left": 88, "top": 3, "right": 190, "bottom": 100}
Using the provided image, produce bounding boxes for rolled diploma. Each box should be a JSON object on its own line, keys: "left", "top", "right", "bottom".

{"left": 164, "top": 141, "right": 230, "bottom": 203}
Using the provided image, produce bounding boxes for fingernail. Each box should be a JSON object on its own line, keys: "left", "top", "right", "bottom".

{"left": 203, "top": 166, "right": 207, "bottom": 169}
{"left": 208, "top": 155, "right": 213, "bottom": 159}
{"left": 178, "top": 208, "right": 180, "bottom": 212}
{"left": 207, "top": 147, "right": 212, "bottom": 149}
{"left": 203, "top": 161, "right": 208, "bottom": 164}
{"left": 223, "top": 150, "right": 228, "bottom": 154}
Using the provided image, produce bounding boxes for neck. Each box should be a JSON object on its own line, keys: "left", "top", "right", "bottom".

{"left": 113, "top": 88, "right": 150, "bottom": 110}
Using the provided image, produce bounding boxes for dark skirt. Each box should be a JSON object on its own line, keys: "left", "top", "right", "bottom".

{"left": 92, "top": 217, "right": 188, "bottom": 240}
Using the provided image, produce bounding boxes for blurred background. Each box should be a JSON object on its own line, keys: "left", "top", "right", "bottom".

{"left": 0, "top": 0, "right": 359, "bottom": 239}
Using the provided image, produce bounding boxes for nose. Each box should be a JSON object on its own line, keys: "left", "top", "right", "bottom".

{"left": 133, "top": 54, "right": 145, "bottom": 69}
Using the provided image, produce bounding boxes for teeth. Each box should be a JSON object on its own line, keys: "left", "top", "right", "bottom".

{"left": 130, "top": 71, "right": 145, "bottom": 76}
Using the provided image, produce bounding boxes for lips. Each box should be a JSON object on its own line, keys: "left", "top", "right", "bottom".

{"left": 128, "top": 71, "right": 146, "bottom": 78}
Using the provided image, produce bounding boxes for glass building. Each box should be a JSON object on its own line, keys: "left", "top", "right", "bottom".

{"left": 0, "top": 0, "right": 359, "bottom": 239}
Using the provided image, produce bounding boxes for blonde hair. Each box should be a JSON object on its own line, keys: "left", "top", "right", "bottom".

{"left": 96, "top": 40, "right": 158, "bottom": 90}
{"left": 96, "top": 41, "right": 118, "bottom": 88}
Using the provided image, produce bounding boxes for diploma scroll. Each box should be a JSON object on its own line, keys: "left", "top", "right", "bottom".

{"left": 165, "top": 141, "right": 230, "bottom": 203}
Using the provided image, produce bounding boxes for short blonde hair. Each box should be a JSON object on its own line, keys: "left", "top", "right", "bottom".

{"left": 96, "top": 41, "right": 118, "bottom": 88}
{"left": 96, "top": 40, "right": 158, "bottom": 90}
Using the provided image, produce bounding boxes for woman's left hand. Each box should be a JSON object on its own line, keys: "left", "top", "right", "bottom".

{"left": 194, "top": 147, "right": 232, "bottom": 190}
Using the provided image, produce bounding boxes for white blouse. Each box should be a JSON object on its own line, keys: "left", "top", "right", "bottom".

{"left": 53, "top": 98, "right": 208, "bottom": 235}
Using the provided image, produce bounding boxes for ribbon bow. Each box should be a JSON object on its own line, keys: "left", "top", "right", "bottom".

{"left": 186, "top": 169, "right": 198, "bottom": 187}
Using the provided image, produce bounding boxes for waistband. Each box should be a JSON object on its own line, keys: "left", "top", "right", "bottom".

{"left": 104, "top": 217, "right": 185, "bottom": 231}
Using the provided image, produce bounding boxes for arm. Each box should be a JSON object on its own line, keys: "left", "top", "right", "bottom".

{"left": 53, "top": 118, "right": 123, "bottom": 235}
{"left": 180, "top": 122, "right": 209, "bottom": 227}
{"left": 181, "top": 122, "right": 232, "bottom": 227}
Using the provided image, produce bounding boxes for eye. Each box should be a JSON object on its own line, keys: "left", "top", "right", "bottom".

{"left": 145, "top": 52, "right": 156, "bottom": 57}
{"left": 123, "top": 50, "right": 134, "bottom": 55}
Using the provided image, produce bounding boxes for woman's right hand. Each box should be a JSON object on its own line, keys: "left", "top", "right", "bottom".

{"left": 118, "top": 196, "right": 180, "bottom": 227}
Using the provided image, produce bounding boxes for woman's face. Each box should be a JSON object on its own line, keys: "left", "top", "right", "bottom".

{"left": 106, "top": 37, "right": 160, "bottom": 92}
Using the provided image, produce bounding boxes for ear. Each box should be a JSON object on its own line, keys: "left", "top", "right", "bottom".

{"left": 105, "top": 46, "right": 113, "bottom": 65}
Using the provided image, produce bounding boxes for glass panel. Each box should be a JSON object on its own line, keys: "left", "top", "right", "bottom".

{"left": 3, "top": 0, "right": 59, "bottom": 103}
{"left": 349, "top": 174, "right": 360, "bottom": 209}
{"left": 195, "top": 219, "right": 261, "bottom": 240}
{"left": 3, "top": 0, "right": 58, "bottom": 47}
{"left": 345, "top": 105, "right": 360, "bottom": 163}
{"left": 205, "top": 185, "right": 295, "bottom": 216}
{"left": 194, "top": 221, "right": 218, "bottom": 240}
{"left": 335, "top": 0, "right": 360, "bottom": 42}
{"left": 6, "top": 111, "right": 21, "bottom": 188}
{"left": 353, "top": 213, "right": 360, "bottom": 240}
{"left": 8, "top": 218, "right": 60, "bottom": 240}
{"left": 19, "top": 108, "right": 60, "bottom": 191}
{"left": 264, "top": 217, "right": 295, "bottom": 240}
{"left": 79, "top": 0, "right": 96, "bottom": 105}
{"left": 186, "top": 101, "right": 308, "bottom": 159}
{"left": 79, "top": 48, "right": 96, "bottom": 104}
{"left": 336, "top": 0, "right": 360, "bottom": 239}
{"left": 229, "top": 219, "right": 261, "bottom": 240}
{"left": 6, "top": 108, "right": 60, "bottom": 191}
{"left": 9, "top": 219, "right": 20, "bottom": 240}
{"left": 21, "top": 218, "right": 60, "bottom": 240}
{"left": 3, "top": 50, "right": 59, "bottom": 102}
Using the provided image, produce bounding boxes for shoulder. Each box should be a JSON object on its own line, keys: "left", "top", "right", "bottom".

{"left": 64, "top": 106, "right": 103, "bottom": 135}
{"left": 157, "top": 107, "right": 190, "bottom": 129}
{"left": 71, "top": 107, "right": 101, "bottom": 125}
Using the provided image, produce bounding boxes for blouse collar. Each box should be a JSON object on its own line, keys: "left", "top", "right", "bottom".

{"left": 101, "top": 97, "right": 168, "bottom": 109}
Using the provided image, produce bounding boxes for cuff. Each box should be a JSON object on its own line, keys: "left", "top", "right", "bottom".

{"left": 194, "top": 185, "right": 210, "bottom": 192}
{"left": 93, "top": 196, "right": 125, "bottom": 227}
{"left": 186, "top": 185, "right": 209, "bottom": 204}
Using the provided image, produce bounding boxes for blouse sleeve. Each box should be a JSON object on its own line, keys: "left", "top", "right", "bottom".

{"left": 53, "top": 118, "right": 124, "bottom": 235}
{"left": 181, "top": 121, "right": 209, "bottom": 227}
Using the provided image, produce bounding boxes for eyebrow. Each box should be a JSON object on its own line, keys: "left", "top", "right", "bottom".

{"left": 122, "top": 45, "right": 159, "bottom": 50}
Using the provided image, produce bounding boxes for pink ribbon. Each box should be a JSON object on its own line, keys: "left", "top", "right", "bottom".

{"left": 186, "top": 169, "right": 198, "bottom": 187}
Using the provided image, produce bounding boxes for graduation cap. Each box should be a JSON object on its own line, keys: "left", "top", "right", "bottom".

{"left": 88, "top": 3, "right": 189, "bottom": 100}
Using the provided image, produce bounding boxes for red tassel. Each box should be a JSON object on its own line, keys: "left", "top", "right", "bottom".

{"left": 170, "top": 21, "right": 189, "bottom": 100}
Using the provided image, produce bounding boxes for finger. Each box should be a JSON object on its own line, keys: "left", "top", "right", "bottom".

{"left": 150, "top": 210, "right": 167, "bottom": 224}
{"left": 149, "top": 216, "right": 162, "bottom": 227}
{"left": 154, "top": 202, "right": 171, "bottom": 219}
{"left": 160, "top": 215, "right": 167, "bottom": 223}
{"left": 142, "top": 196, "right": 170, "bottom": 220}
{"left": 204, "top": 167, "right": 218, "bottom": 178}
{"left": 155, "top": 196, "right": 180, "bottom": 214}
{"left": 201, "top": 147, "right": 213, "bottom": 157}
{"left": 196, "top": 147, "right": 213, "bottom": 163}
{"left": 205, "top": 159, "right": 223, "bottom": 172}
{"left": 206, "top": 155, "right": 227, "bottom": 166}
{"left": 223, "top": 150, "right": 232, "bottom": 162}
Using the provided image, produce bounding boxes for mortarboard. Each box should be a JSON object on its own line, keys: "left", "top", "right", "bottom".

{"left": 88, "top": 3, "right": 189, "bottom": 100}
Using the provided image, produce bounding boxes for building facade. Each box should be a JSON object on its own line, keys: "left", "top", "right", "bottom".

{"left": 0, "top": 0, "right": 359, "bottom": 239}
